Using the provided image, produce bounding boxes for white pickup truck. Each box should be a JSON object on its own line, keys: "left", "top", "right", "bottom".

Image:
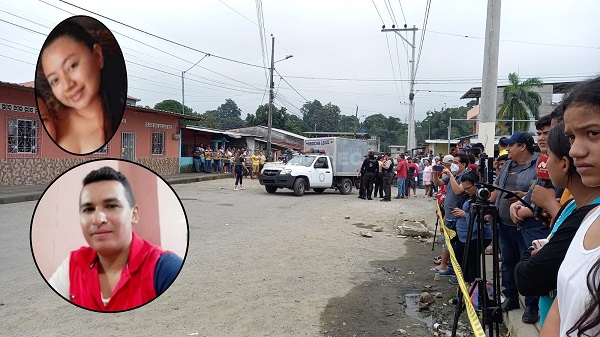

{"left": 259, "top": 137, "right": 368, "bottom": 196}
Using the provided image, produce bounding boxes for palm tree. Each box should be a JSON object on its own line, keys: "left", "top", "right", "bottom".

{"left": 497, "top": 72, "right": 543, "bottom": 133}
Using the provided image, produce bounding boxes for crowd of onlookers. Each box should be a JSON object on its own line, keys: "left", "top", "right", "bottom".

{"left": 425, "top": 75, "right": 600, "bottom": 336}
{"left": 191, "top": 146, "right": 266, "bottom": 177}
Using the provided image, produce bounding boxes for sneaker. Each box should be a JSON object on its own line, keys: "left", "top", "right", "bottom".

{"left": 394, "top": 196, "right": 401, "bottom": 199}
{"left": 241, "top": 186, "right": 245, "bottom": 190}
{"left": 234, "top": 188, "right": 239, "bottom": 191}
{"left": 522, "top": 306, "right": 539, "bottom": 324}
{"left": 449, "top": 276, "right": 458, "bottom": 285}
{"left": 501, "top": 297, "right": 520, "bottom": 312}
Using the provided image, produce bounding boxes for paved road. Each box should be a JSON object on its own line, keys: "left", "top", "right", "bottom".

{"left": 1, "top": 178, "right": 435, "bottom": 336}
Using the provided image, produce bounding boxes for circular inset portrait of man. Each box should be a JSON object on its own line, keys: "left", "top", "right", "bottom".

{"left": 35, "top": 16, "right": 127, "bottom": 155}
{"left": 31, "top": 160, "right": 188, "bottom": 312}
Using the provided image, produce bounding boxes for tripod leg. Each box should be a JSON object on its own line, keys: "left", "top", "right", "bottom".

{"left": 432, "top": 218, "right": 439, "bottom": 251}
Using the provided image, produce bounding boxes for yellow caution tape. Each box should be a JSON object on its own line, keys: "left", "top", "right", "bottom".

{"left": 436, "top": 204, "right": 486, "bottom": 337}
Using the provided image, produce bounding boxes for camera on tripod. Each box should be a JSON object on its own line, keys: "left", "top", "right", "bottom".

{"left": 474, "top": 153, "right": 495, "bottom": 202}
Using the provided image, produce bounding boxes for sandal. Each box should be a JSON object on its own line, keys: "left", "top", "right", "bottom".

{"left": 433, "top": 255, "right": 442, "bottom": 264}
{"left": 430, "top": 266, "right": 446, "bottom": 272}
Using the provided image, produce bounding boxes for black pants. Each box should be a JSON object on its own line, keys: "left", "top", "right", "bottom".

{"left": 358, "top": 176, "right": 366, "bottom": 197}
{"left": 374, "top": 172, "right": 384, "bottom": 197}
{"left": 454, "top": 238, "right": 492, "bottom": 283}
{"left": 382, "top": 172, "right": 392, "bottom": 200}
{"left": 364, "top": 172, "right": 376, "bottom": 198}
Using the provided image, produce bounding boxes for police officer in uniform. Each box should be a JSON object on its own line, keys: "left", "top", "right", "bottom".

{"left": 361, "top": 151, "right": 379, "bottom": 200}
{"left": 357, "top": 155, "right": 368, "bottom": 199}
{"left": 381, "top": 152, "right": 393, "bottom": 201}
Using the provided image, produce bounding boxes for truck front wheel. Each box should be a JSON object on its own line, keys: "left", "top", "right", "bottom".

{"left": 293, "top": 178, "right": 306, "bottom": 196}
{"left": 265, "top": 186, "right": 277, "bottom": 193}
{"left": 340, "top": 178, "right": 353, "bottom": 195}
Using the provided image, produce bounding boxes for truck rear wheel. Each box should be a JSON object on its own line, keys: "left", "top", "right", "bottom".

{"left": 313, "top": 188, "right": 325, "bottom": 193}
{"left": 293, "top": 178, "right": 306, "bottom": 196}
{"left": 265, "top": 186, "right": 277, "bottom": 193}
{"left": 340, "top": 178, "right": 353, "bottom": 195}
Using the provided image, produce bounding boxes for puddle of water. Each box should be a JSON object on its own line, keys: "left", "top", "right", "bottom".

{"left": 404, "top": 293, "right": 433, "bottom": 327}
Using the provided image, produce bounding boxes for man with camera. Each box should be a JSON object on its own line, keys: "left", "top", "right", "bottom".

{"left": 489, "top": 131, "right": 543, "bottom": 324}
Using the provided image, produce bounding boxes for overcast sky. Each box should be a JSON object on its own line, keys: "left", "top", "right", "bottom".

{"left": 1, "top": 0, "right": 599, "bottom": 124}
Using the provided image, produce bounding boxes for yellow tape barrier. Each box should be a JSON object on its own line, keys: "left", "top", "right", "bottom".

{"left": 436, "top": 204, "right": 486, "bottom": 337}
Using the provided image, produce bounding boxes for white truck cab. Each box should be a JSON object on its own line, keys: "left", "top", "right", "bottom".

{"left": 259, "top": 137, "right": 368, "bottom": 196}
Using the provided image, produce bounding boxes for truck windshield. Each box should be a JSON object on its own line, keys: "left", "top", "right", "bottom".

{"left": 286, "top": 156, "right": 316, "bottom": 167}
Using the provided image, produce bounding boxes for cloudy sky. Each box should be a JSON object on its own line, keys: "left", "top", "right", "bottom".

{"left": 1, "top": 0, "right": 599, "bottom": 124}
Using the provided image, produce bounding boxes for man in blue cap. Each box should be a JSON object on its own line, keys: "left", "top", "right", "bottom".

{"left": 489, "top": 130, "right": 543, "bottom": 323}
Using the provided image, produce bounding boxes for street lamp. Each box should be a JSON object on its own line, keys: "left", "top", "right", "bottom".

{"left": 266, "top": 35, "right": 293, "bottom": 161}
{"left": 181, "top": 54, "right": 210, "bottom": 115}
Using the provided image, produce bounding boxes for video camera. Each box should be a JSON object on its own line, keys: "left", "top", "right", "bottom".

{"left": 475, "top": 153, "right": 495, "bottom": 201}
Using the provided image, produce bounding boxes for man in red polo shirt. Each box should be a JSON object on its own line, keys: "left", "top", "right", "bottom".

{"left": 48, "top": 166, "right": 183, "bottom": 311}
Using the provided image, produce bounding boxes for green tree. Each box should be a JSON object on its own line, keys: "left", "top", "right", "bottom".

{"left": 497, "top": 72, "right": 543, "bottom": 132}
{"left": 205, "top": 99, "right": 246, "bottom": 129}
{"left": 154, "top": 99, "right": 208, "bottom": 127}
{"left": 361, "top": 114, "right": 407, "bottom": 151}
{"left": 416, "top": 106, "right": 472, "bottom": 144}
{"left": 301, "top": 100, "right": 341, "bottom": 132}
{"left": 337, "top": 115, "right": 358, "bottom": 132}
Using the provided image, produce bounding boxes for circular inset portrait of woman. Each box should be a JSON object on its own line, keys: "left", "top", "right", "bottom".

{"left": 30, "top": 159, "right": 188, "bottom": 313}
{"left": 35, "top": 16, "right": 127, "bottom": 155}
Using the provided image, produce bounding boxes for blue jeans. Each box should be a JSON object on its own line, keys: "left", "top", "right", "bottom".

{"left": 193, "top": 157, "right": 201, "bottom": 172}
{"left": 498, "top": 223, "right": 538, "bottom": 308}
{"left": 205, "top": 159, "right": 212, "bottom": 173}
{"left": 397, "top": 178, "right": 406, "bottom": 197}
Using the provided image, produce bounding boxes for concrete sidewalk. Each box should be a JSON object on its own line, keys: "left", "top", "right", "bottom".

{"left": 0, "top": 172, "right": 234, "bottom": 205}
{"left": 483, "top": 255, "right": 540, "bottom": 337}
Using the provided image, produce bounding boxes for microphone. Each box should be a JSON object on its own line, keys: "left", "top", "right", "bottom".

{"left": 533, "top": 155, "right": 551, "bottom": 220}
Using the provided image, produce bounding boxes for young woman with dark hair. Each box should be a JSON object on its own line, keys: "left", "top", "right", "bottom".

{"left": 515, "top": 122, "right": 600, "bottom": 327}
{"left": 540, "top": 75, "right": 600, "bottom": 336}
{"left": 38, "top": 17, "right": 126, "bottom": 154}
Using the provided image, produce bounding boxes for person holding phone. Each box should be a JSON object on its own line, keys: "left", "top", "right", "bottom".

{"left": 489, "top": 130, "right": 542, "bottom": 323}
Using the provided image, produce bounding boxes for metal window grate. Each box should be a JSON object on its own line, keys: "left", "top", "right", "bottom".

{"left": 6, "top": 115, "right": 41, "bottom": 158}
{"left": 89, "top": 143, "right": 110, "bottom": 157}
{"left": 151, "top": 132, "right": 165, "bottom": 155}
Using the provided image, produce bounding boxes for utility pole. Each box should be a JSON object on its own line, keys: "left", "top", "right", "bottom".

{"left": 381, "top": 25, "right": 418, "bottom": 151}
{"left": 354, "top": 105, "right": 359, "bottom": 135}
{"left": 267, "top": 35, "right": 275, "bottom": 161}
{"left": 479, "top": 0, "right": 502, "bottom": 156}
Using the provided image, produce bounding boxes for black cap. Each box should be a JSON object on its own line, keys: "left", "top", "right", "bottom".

{"left": 503, "top": 131, "right": 534, "bottom": 147}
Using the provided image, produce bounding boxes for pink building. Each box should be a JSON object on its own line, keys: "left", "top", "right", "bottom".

{"left": 0, "top": 81, "right": 199, "bottom": 187}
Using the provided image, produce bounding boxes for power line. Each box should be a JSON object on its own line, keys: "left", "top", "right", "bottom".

{"left": 55, "top": 0, "right": 269, "bottom": 69}
{"left": 274, "top": 69, "right": 309, "bottom": 103}
{"left": 397, "top": 0, "right": 407, "bottom": 25}
{"left": 414, "top": 0, "right": 431, "bottom": 78}
{"left": 371, "top": 0, "right": 385, "bottom": 24}
{"left": 0, "top": 53, "right": 35, "bottom": 65}
{"left": 425, "top": 29, "right": 600, "bottom": 50}
{"left": 0, "top": 18, "right": 45, "bottom": 35}
{"left": 384, "top": 33, "right": 406, "bottom": 115}
{"left": 383, "top": 0, "right": 397, "bottom": 26}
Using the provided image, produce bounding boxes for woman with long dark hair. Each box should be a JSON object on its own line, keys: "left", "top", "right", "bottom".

{"left": 540, "top": 75, "right": 600, "bottom": 336}
{"left": 37, "top": 17, "right": 126, "bottom": 154}
{"left": 514, "top": 122, "right": 600, "bottom": 327}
